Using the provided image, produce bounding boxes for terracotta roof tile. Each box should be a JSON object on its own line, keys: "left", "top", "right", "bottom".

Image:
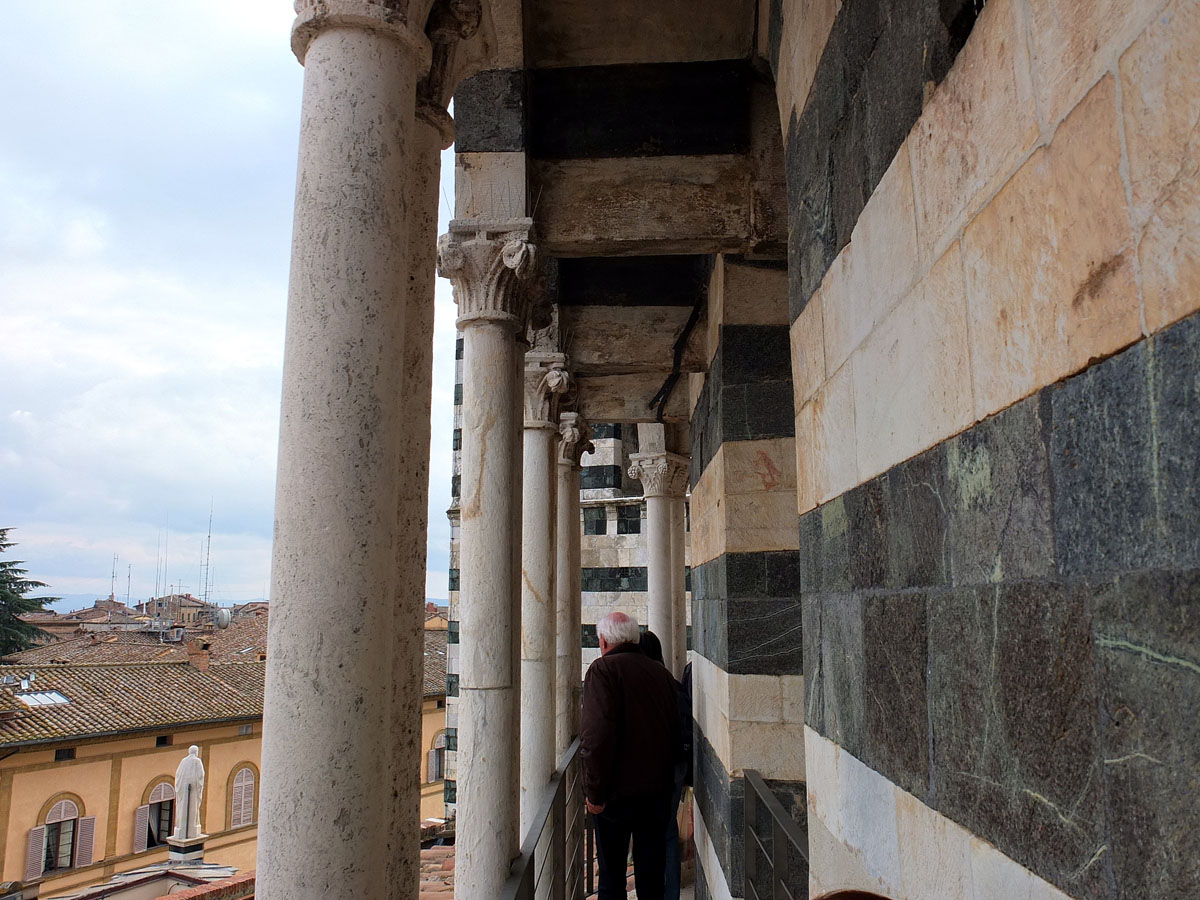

{"left": 424, "top": 630, "right": 446, "bottom": 697}
{"left": 0, "top": 662, "right": 264, "bottom": 747}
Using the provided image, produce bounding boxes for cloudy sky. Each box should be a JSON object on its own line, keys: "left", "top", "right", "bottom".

{"left": 1, "top": 2, "right": 459, "bottom": 609}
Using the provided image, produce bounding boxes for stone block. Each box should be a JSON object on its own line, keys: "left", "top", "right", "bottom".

{"left": 811, "top": 362, "right": 859, "bottom": 504}
{"left": 1048, "top": 338, "right": 1159, "bottom": 575}
{"left": 723, "top": 438, "right": 797, "bottom": 496}
{"left": 929, "top": 581, "right": 1108, "bottom": 897}
{"left": 834, "top": 741, "right": 902, "bottom": 890}
{"left": 725, "top": 492, "right": 802, "bottom": 555}
{"left": 794, "top": 400, "right": 819, "bottom": 515}
{"left": 454, "top": 152, "right": 526, "bottom": 220}
{"left": 819, "top": 594, "right": 865, "bottom": 756}
{"left": 885, "top": 446, "right": 950, "bottom": 589}
{"left": 453, "top": 69, "right": 526, "bottom": 153}
{"left": 730, "top": 720, "right": 807, "bottom": 780}
{"left": 721, "top": 257, "right": 790, "bottom": 326}
{"left": 727, "top": 598, "right": 803, "bottom": 676}
{"left": 970, "top": 836, "right": 1034, "bottom": 900}
{"left": 851, "top": 242, "right": 972, "bottom": 483}
{"left": 728, "top": 673, "right": 783, "bottom": 723}
{"left": 800, "top": 593, "right": 824, "bottom": 730}
{"left": 818, "top": 496, "right": 851, "bottom": 594}
{"left": 722, "top": 325, "right": 793, "bottom": 386}
{"left": 1152, "top": 313, "right": 1200, "bottom": 567}
{"left": 910, "top": 0, "right": 1039, "bottom": 264}
{"left": 1026, "top": 0, "right": 1165, "bottom": 127}
{"left": 845, "top": 479, "right": 888, "bottom": 591}
{"left": 863, "top": 593, "right": 930, "bottom": 800}
{"left": 963, "top": 76, "right": 1141, "bottom": 422}
{"left": 789, "top": 293, "right": 826, "bottom": 409}
{"left": 945, "top": 396, "right": 1056, "bottom": 586}
{"left": 896, "top": 788, "right": 973, "bottom": 900}
{"left": 1093, "top": 569, "right": 1200, "bottom": 897}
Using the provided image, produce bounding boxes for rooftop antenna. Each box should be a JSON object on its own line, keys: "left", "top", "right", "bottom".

{"left": 202, "top": 502, "right": 214, "bottom": 605}
{"left": 126, "top": 564, "right": 131, "bottom": 606}
{"left": 110, "top": 554, "right": 118, "bottom": 599}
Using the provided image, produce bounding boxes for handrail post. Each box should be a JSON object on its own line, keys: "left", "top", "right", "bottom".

{"left": 744, "top": 779, "right": 758, "bottom": 899}
{"left": 772, "top": 814, "right": 785, "bottom": 899}
{"left": 553, "top": 772, "right": 566, "bottom": 900}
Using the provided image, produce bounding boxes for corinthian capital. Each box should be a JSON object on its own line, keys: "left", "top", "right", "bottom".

{"left": 558, "top": 413, "right": 594, "bottom": 468}
{"left": 628, "top": 452, "right": 690, "bottom": 499}
{"left": 524, "top": 353, "right": 570, "bottom": 429}
{"left": 438, "top": 219, "right": 537, "bottom": 330}
{"left": 292, "top": 0, "right": 432, "bottom": 65}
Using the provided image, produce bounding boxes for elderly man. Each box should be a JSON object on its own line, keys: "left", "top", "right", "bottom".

{"left": 581, "top": 611, "right": 680, "bottom": 900}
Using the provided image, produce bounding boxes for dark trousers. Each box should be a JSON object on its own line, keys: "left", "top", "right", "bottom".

{"left": 593, "top": 791, "right": 673, "bottom": 900}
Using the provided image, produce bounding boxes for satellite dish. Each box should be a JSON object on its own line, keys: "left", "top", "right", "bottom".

{"left": 215, "top": 609, "right": 232, "bottom": 629}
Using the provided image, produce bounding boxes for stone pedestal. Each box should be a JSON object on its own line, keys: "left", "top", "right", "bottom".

{"left": 438, "top": 218, "right": 536, "bottom": 899}
{"left": 629, "top": 452, "right": 689, "bottom": 671}
{"left": 167, "top": 834, "right": 208, "bottom": 863}
{"left": 556, "top": 414, "right": 591, "bottom": 757}
{"left": 258, "top": 6, "right": 430, "bottom": 899}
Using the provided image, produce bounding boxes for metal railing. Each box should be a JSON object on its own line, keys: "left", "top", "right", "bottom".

{"left": 743, "top": 769, "right": 809, "bottom": 900}
{"left": 499, "top": 737, "right": 588, "bottom": 900}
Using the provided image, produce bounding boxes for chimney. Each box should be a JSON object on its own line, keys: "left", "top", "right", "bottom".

{"left": 186, "top": 640, "right": 211, "bottom": 672}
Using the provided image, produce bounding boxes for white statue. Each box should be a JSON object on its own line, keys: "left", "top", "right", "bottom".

{"left": 172, "top": 745, "right": 206, "bottom": 840}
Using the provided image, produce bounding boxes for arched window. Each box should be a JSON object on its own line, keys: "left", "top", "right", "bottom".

{"left": 229, "top": 767, "right": 256, "bottom": 828}
{"left": 134, "top": 781, "right": 175, "bottom": 852}
{"left": 428, "top": 731, "right": 447, "bottom": 783}
{"left": 26, "top": 795, "right": 94, "bottom": 881}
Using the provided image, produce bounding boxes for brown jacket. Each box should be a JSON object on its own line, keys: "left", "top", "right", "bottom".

{"left": 580, "top": 642, "right": 680, "bottom": 805}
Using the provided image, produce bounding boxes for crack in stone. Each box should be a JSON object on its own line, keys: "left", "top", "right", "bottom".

{"left": 1103, "top": 751, "right": 1163, "bottom": 766}
{"left": 1096, "top": 634, "right": 1200, "bottom": 676}
{"left": 1021, "top": 788, "right": 1086, "bottom": 833}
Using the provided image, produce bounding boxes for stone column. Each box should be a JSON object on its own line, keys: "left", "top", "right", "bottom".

{"left": 259, "top": 5, "right": 429, "bottom": 899}
{"left": 520, "top": 354, "right": 569, "bottom": 833}
{"left": 438, "top": 219, "right": 536, "bottom": 898}
{"left": 629, "top": 452, "right": 690, "bottom": 670}
{"left": 669, "top": 494, "right": 688, "bottom": 678}
{"left": 387, "top": 104, "right": 455, "bottom": 900}
{"left": 556, "top": 413, "right": 592, "bottom": 757}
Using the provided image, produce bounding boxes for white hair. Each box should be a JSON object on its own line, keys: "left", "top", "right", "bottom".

{"left": 597, "top": 611, "right": 640, "bottom": 647}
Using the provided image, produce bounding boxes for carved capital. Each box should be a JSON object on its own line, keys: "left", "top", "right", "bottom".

{"left": 558, "top": 413, "right": 594, "bottom": 468}
{"left": 524, "top": 353, "right": 570, "bottom": 429}
{"left": 628, "top": 452, "right": 690, "bottom": 499}
{"left": 438, "top": 219, "right": 537, "bottom": 330}
{"left": 292, "top": 0, "right": 432, "bottom": 66}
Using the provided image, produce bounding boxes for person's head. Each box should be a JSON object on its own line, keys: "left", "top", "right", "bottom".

{"left": 639, "top": 630, "right": 664, "bottom": 665}
{"left": 596, "top": 611, "right": 640, "bottom": 655}
{"left": 188, "top": 745, "right": 199, "bottom": 757}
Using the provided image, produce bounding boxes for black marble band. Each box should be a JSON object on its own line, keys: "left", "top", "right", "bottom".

{"left": 802, "top": 311, "right": 1200, "bottom": 898}
{"left": 691, "top": 324, "right": 795, "bottom": 486}
{"left": 691, "top": 551, "right": 803, "bottom": 676}
{"left": 783, "top": 0, "right": 982, "bottom": 321}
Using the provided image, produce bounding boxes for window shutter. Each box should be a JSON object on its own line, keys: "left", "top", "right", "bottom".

{"left": 48, "top": 799, "right": 79, "bottom": 823}
{"left": 150, "top": 782, "right": 175, "bottom": 804}
{"left": 133, "top": 805, "right": 150, "bottom": 853}
{"left": 74, "top": 817, "right": 96, "bottom": 867}
{"left": 25, "top": 826, "right": 46, "bottom": 882}
{"left": 230, "top": 779, "right": 245, "bottom": 828}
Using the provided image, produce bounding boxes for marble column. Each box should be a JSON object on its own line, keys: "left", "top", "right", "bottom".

{"left": 259, "top": 5, "right": 429, "bottom": 899}
{"left": 556, "top": 413, "right": 591, "bottom": 757}
{"left": 438, "top": 219, "right": 536, "bottom": 898}
{"left": 628, "top": 452, "right": 690, "bottom": 672}
{"left": 520, "top": 354, "right": 569, "bottom": 833}
{"left": 669, "top": 495, "right": 687, "bottom": 678}
{"left": 387, "top": 104, "right": 454, "bottom": 900}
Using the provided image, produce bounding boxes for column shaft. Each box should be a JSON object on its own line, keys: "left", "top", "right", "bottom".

{"left": 645, "top": 494, "right": 674, "bottom": 664}
{"left": 387, "top": 112, "right": 448, "bottom": 900}
{"left": 554, "top": 423, "right": 585, "bottom": 757}
{"left": 669, "top": 496, "right": 687, "bottom": 678}
{"left": 520, "top": 423, "right": 558, "bottom": 832}
{"left": 458, "top": 322, "right": 522, "bottom": 894}
{"left": 259, "top": 20, "right": 422, "bottom": 900}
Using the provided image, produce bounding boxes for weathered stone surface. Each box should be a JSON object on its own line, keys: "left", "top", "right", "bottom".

{"left": 1093, "top": 569, "right": 1200, "bottom": 898}
{"left": 863, "top": 592, "right": 929, "bottom": 800}
{"left": 910, "top": 0, "right": 1039, "bottom": 263}
{"left": 453, "top": 69, "right": 526, "bottom": 153}
{"left": 819, "top": 594, "right": 866, "bottom": 758}
{"left": 1153, "top": 314, "right": 1200, "bottom": 567}
{"left": 886, "top": 446, "right": 949, "bottom": 589}
{"left": 454, "top": 151, "right": 525, "bottom": 220}
{"left": 809, "top": 362, "right": 859, "bottom": 504}
{"left": 945, "top": 396, "right": 1056, "bottom": 586}
{"left": 789, "top": 292, "right": 826, "bottom": 408}
{"left": 963, "top": 76, "right": 1141, "bottom": 421}
{"left": 1026, "top": 0, "right": 1164, "bottom": 127}
{"left": 526, "top": 0, "right": 754, "bottom": 68}
{"left": 845, "top": 479, "right": 888, "bottom": 590}
{"left": 1049, "top": 338, "right": 1158, "bottom": 576}
{"left": 851, "top": 242, "right": 972, "bottom": 482}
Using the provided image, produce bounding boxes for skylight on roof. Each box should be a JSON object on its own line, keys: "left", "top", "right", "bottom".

{"left": 16, "top": 690, "right": 69, "bottom": 707}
